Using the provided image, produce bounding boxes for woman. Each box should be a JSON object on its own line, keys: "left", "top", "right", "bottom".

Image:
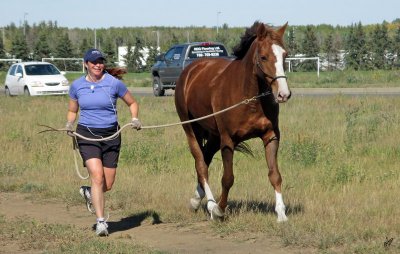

{"left": 65, "top": 48, "right": 141, "bottom": 236}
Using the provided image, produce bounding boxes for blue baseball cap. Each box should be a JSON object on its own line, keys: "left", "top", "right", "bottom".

{"left": 84, "top": 48, "right": 106, "bottom": 62}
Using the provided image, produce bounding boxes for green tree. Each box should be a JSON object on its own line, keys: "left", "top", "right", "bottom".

{"left": 393, "top": 26, "right": 400, "bottom": 68}
{"left": 78, "top": 38, "right": 91, "bottom": 56}
{"left": 131, "top": 37, "right": 144, "bottom": 72}
{"left": 54, "top": 33, "right": 76, "bottom": 71}
{"left": 0, "top": 36, "right": 7, "bottom": 70}
{"left": 345, "top": 22, "right": 368, "bottom": 70}
{"left": 299, "top": 25, "right": 319, "bottom": 71}
{"left": 102, "top": 38, "right": 117, "bottom": 67}
{"left": 322, "top": 31, "right": 342, "bottom": 71}
{"left": 287, "top": 26, "right": 298, "bottom": 57}
{"left": 55, "top": 33, "right": 74, "bottom": 57}
{"left": 33, "top": 32, "right": 51, "bottom": 61}
{"left": 145, "top": 46, "right": 159, "bottom": 71}
{"left": 11, "top": 33, "right": 29, "bottom": 60}
{"left": 369, "top": 24, "right": 390, "bottom": 69}
{"left": 124, "top": 41, "right": 134, "bottom": 71}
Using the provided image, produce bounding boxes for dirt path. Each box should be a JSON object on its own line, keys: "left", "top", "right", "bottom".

{"left": 0, "top": 192, "right": 309, "bottom": 254}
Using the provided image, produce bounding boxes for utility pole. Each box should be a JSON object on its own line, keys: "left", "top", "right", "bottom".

{"left": 217, "top": 11, "right": 221, "bottom": 35}
{"left": 152, "top": 30, "right": 160, "bottom": 51}
{"left": 1, "top": 27, "right": 4, "bottom": 46}
{"left": 23, "top": 12, "right": 28, "bottom": 36}
{"left": 94, "top": 28, "right": 97, "bottom": 48}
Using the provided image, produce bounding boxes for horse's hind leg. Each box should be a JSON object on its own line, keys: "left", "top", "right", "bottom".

{"left": 263, "top": 134, "right": 288, "bottom": 222}
{"left": 184, "top": 125, "right": 221, "bottom": 219}
{"left": 202, "top": 135, "right": 224, "bottom": 219}
{"left": 190, "top": 134, "right": 221, "bottom": 210}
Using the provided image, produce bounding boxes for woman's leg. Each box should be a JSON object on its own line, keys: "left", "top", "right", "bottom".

{"left": 85, "top": 158, "right": 106, "bottom": 219}
{"left": 103, "top": 167, "right": 116, "bottom": 191}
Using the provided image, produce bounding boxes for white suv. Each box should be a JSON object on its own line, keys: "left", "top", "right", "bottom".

{"left": 5, "top": 62, "right": 69, "bottom": 96}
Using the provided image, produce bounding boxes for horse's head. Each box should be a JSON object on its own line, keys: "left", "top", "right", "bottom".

{"left": 253, "top": 23, "right": 291, "bottom": 103}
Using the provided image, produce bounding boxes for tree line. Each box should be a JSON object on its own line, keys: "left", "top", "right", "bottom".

{"left": 1, "top": 19, "right": 400, "bottom": 72}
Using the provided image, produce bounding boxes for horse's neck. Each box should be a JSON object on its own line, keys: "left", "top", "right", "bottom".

{"left": 239, "top": 50, "right": 262, "bottom": 98}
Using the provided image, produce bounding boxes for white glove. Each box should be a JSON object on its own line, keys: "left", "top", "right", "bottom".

{"left": 131, "top": 118, "right": 142, "bottom": 130}
{"left": 65, "top": 121, "right": 75, "bottom": 137}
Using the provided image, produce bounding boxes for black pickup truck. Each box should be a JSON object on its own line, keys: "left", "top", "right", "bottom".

{"left": 150, "top": 42, "right": 229, "bottom": 96}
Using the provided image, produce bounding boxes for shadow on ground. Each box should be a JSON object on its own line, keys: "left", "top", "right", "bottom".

{"left": 93, "top": 210, "right": 162, "bottom": 234}
{"left": 199, "top": 199, "right": 303, "bottom": 217}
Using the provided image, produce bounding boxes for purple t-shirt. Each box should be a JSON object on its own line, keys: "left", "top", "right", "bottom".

{"left": 69, "top": 73, "right": 128, "bottom": 128}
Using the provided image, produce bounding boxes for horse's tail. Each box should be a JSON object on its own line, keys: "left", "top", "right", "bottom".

{"left": 235, "top": 142, "right": 254, "bottom": 157}
{"left": 106, "top": 67, "right": 127, "bottom": 80}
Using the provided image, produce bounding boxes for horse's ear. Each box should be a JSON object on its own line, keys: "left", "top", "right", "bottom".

{"left": 256, "top": 23, "right": 267, "bottom": 40}
{"left": 276, "top": 22, "right": 288, "bottom": 38}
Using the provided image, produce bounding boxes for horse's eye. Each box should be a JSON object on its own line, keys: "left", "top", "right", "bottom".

{"left": 260, "top": 56, "right": 268, "bottom": 61}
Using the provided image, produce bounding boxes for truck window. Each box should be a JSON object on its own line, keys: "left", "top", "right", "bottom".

{"left": 188, "top": 44, "right": 228, "bottom": 59}
{"left": 165, "top": 46, "right": 184, "bottom": 61}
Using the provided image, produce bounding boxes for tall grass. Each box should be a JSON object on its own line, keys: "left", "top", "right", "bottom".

{"left": 1, "top": 94, "right": 400, "bottom": 253}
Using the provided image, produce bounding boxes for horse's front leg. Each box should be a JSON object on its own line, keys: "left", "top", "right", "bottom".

{"left": 263, "top": 134, "right": 288, "bottom": 222}
{"left": 213, "top": 141, "right": 235, "bottom": 219}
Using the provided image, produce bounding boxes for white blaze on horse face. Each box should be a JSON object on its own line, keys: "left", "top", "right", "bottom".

{"left": 272, "top": 44, "right": 290, "bottom": 103}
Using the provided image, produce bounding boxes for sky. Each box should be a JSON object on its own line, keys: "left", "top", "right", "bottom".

{"left": 1, "top": 0, "right": 400, "bottom": 29}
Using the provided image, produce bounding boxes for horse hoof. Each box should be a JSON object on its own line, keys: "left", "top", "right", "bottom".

{"left": 190, "top": 198, "right": 201, "bottom": 211}
{"left": 277, "top": 215, "right": 288, "bottom": 223}
{"left": 210, "top": 205, "right": 224, "bottom": 220}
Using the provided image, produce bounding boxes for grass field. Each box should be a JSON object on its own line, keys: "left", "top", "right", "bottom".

{"left": 1, "top": 89, "right": 400, "bottom": 253}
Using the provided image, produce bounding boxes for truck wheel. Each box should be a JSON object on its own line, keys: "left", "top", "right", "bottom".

{"left": 153, "top": 76, "right": 165, "bottom": 96}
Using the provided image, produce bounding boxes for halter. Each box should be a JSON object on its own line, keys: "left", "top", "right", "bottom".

{"left": 255, "top": 49, "right": 287, "bottom": 85}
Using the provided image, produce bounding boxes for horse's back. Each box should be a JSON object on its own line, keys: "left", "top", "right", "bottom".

{"left": 177, "top": 57, "right": 232, "bottom": 92}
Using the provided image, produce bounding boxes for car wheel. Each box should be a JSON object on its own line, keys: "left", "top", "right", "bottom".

{"left": 5, "top": 87, "right": 11, "bottom": 97}
{"left": 153, "top": 76, "right": 165, "bottom": 96}
{"left": 24, "top": 87, "right": 31, "bottom": 96}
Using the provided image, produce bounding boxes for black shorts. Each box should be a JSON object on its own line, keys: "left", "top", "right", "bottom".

{"left": 76, "top": 124, "right": 121, "bottom": 168}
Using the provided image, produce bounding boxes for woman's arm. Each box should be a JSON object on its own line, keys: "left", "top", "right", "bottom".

{"left": 121, "top": 91, "right": 141, "bottom": 129}
{"left": 121, "top": 91, "right": 139, "bottom": 119}
{"left": 67, "top": 99, "right": 79, "bottom": 124}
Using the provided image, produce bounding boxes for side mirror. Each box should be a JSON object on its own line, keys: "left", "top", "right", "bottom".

{"left": 60, "top": 71, "right": 66, "bottom": 75}
{"left": 15, "top": 73, "right": 23, "bottom": 78}
{"left": 156, "top": 53, "right": 165, "bottom": 61}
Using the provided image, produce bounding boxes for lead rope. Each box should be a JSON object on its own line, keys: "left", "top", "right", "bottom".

{"left": 38, "top": 91, "right": 271, "bottom": 142}
{"left": 72, "top": 136, "right": 89, "bottom": 180}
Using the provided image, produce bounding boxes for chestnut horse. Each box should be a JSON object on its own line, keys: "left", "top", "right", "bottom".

{"left": 174, "top": 22, "right": 291, "bottom": 222}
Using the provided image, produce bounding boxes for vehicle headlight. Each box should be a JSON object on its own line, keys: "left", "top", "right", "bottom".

{"left": 30, "top": 81, "right": 44, "bottom": 87}
{"left": 61, "top": 80, "right": 69, "bottom": 86}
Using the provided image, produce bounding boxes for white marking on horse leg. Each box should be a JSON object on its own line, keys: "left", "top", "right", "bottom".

{"left": 190, "top": 183, "right": 205, "bottom": 210}
{"left": 275, "top": 190, "right": 288, "bottom": 222}
{"left": 272, "top": 44, "right": 290, "bottom": 102}
{"left": 203, "top": 182, "right": 224, "bottom": 219}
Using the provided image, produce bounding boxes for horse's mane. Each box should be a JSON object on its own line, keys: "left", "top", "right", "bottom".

{"left": 232, "top": 21, "right": 283, "bottom": 60}
{"left": 106, "top": 67, "right": 127, "bottom": 80}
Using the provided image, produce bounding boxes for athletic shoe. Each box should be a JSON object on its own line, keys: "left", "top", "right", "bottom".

{"left": 96, "top": 221, "right": 109, "bottom": 236}
{"left": 79, "top": 186, "right": 95, "bottom": 214}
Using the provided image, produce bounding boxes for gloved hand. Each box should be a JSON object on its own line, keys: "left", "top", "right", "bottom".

{"left": 65, "top": 121, "right": 75, "bottom": 137}
{"left": 131, "top": 117, "right": 142, "bottom": 130}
